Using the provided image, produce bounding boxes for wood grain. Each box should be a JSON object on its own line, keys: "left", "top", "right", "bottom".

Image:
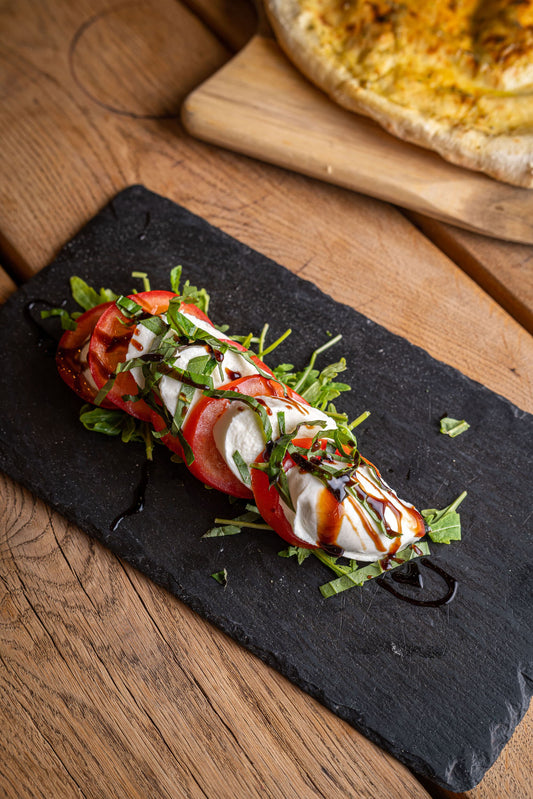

{"left": 182, "top": 36, "right": 533, "bottom": 245}
{"left": 0, "top": 1, "right": 531, "bottom": 797}
{"left": 0, "top": 267, "right": 16, "bottom": 303}
{"left": 407, "top": 213, "right": 533, "bottom": 336}
{"left": 180, "top": 20, "right": 533, "bottom": 340}
{"left": 0, "top": 475, "right": 432, "bottom": 799}
{"left": 183, "top": 0, "right": 257, "bottom": 50}
{"left": 0, "top": 1, "right": 531, "bottom": 411}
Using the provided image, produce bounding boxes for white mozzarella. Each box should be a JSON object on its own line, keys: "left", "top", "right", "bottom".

{"left": 159, "top": 346, "right": 258, "bottom": 419}
{"left": 213, "top": 395, "right": 335, "bottom": 484}
{"left": 279, "top": 462, "right": 423, "bottom": 561}
{"left": 126, "top": 310, "right": 225, "bottom": 388}
{"left": 125, "top": 310, "right": 260, "bottom": 424}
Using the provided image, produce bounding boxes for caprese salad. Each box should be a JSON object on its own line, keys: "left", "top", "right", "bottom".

{"left": 49, "top": 269, "right": 464, "bottom": 595}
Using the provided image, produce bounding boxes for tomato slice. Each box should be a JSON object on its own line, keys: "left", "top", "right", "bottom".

{"left": 148, "top": 342, "right": 274, "bottom": 462}
{"left": 252, "top": 438, "right": 389, "bottom": 550}
{"left": 180, "top": 376, "right": 307, "bottom": 499}
{"left": 56, "top": 302, "right": 115, "bottom": 407}
{"left": 88, "top": 291, "right": 213, "bottom": 421}
{"left": 251, "top": 436, "right": 320, "bottom": 548}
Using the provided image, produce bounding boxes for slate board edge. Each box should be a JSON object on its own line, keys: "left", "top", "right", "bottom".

{"left": 10, "top": 183, "right": 533, "bottom": 422}
{"left": 1, "top": 184, "right": 531, "bottom": 792}
{"left": 0, "top": 448, "right": 482, "bottom": 791}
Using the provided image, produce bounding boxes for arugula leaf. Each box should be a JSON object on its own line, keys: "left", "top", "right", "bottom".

{"left": 440, "top": 417, "right": 470, "bottom": 437}
{"left": 132, "top": 271, "right": 151, "bottom": 292}
{"left": 40, "top": 307, "right": 78, "bottom": 331}
{"left": 170, "top": 265, "right": 182, "bottom": 294}
{"left": 181, "top": 280, "right": 210, "bottom": 314}
{"left": 422, "top": 491, "right": 467, "bottom": 544}
{"left": 273, "top": 336, "right": 351, "bottom": 417}
{"left": 278, "top": 545, "right": 312, "bottom": 565}
{"left": 70, "top": 276, "right": 117, "bottom": 310}
{"left": 169, "top": 264, "right": 211, "bottom": 313}
{"left": 79, "top": 405, "right": 155, "bottom": 459}
{"left": 204, "top": 524, "right": 242, "bottom": 537}
{"left": 211, "top": 569, "right": 228, "bottom": 586}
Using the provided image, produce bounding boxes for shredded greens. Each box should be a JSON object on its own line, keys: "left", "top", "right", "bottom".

{"left": 79, "top": 405, "right": 155, "bottom": 459}
{"left": 40, "top": 276, "right": 118, "bottom": 330}
{"left": 206, "top": 491, "right": 465, "bottom": 598}
{"left": 423, "top": 491, "right": 467, "bottom": 544}
{"left": 440, "top": 417, "right": 470, "bottom": 437}
{"left": 211, "top": 568, "right": 228, "bottom": 587}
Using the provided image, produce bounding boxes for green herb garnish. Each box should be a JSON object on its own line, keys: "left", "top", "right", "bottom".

{"left": 203, "top": 507, "right": 272, "bottom": 537}
{"left": 422, "top": 491, "right": 467, "bottom": 544}
{"left": 170, "top": 264, "right": 210, "bottom": 313}
{"left": 211, "top": 569, "right": 228, "bottom": 586}
{"left": 440, "top": 417, "right": 470, "bottom": 437}
{"left": 79, "top": 405, "right": 155, "bottom": 459}
{"left": 70, "top": 276, "right": 117, "bottom": 311}
{"left": 132, "top": 271, "right": 151, "bottom": 292}
{"left": 232, "top": 450, "right": 252, "bottom": 487}
{"left": 39, "top": 307, "right": 79, "bottom": 331}
{"left": 318, "top": 542, "right": 430, "bottom": 598}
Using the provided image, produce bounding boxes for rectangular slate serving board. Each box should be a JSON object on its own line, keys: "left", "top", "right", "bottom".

{"left": 0, "top": 186, "right": 531, "bottom": 792}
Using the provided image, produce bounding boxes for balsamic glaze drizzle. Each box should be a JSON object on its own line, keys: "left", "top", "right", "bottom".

{"left": 24, "top": 299, "right": 63, "bottom": 354}
{"left": 377, "top": 559, "right": 457, "bottom": 607}
{"left": 110, "top": 460, "right": 150, "bottom": 532}
{"left": 391, "top": 560, "right": 424, "bottom": 589}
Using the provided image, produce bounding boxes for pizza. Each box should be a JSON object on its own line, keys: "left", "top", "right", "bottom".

{"left": 264, "top": 0, "right": 533, "bottom": 188}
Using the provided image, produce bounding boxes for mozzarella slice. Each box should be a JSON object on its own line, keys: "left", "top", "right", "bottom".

{"left": 280, "top": 461, "right": 424, "bottom": 561}
{"left": 126, "top": 310, "right": 226, "bottom": 388}
{"left": 125, "top": 310, "right": 260, "bottom": 423}
{"left": 213, "top": 395, "right": 335, "bottom": 484}
{"left": 159, "top": 346, "right": 259, "bottom": 420}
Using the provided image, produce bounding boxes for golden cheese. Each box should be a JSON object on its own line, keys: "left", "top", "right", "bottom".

{"left": 298, "top": 0, "right": 533, "bottom": 135}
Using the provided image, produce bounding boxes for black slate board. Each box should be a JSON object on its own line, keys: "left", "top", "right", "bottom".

{"left": 0, "top": 186, "right": 531, "bottom": 792}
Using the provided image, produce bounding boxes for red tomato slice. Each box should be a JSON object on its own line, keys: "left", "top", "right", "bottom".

{"left": 180, "top": 376, "right": 308, "bottom": 499}
{"left": 148, "top": 343, "right": 274, "bottom": 462}
{"left": 252, "top": 438, "right": 387, "bottom": 550}
{"left": 251, "top": 436, "right": 320, "bottom": 548}
{"left": 56, "top": 302, "right": 115, "bottom": 407}
{"left": 88, "top": 291, "right": 213, "bottom": 421}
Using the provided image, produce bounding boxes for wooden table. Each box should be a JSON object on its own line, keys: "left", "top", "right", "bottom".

{"left": 0, "top": 2, "right": 531, "bottom": 797}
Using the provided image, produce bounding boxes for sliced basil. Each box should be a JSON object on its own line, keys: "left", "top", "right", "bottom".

{"left": 232, "top": 450, "right": 252, "bottom": 487}
{"left": 319, "top": 541, "right": 430, "bottom": 598}
{"left": 440, "top": 417, "right": 470, "bottom": 437}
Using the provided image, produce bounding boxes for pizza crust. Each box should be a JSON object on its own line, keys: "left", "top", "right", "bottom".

{"left": 265, "top": 0, "right": 533, "bottom": 188}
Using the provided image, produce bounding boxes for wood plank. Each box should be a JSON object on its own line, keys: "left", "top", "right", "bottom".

{"left": 407, "top": 213, "right": 533, "bottom": 336}
{"left": 183, "top": 0, "right": 257, "bottom": 50}
{"left": 0, "top": 266, "right": 17, "bottom": 303}
{"left": 0, "top": 476, "right": 432, "bottom": 799}
{"left": 182, "top": 5, "right": 533, "bottom": 363}
{"left": 0, "top": 2, "right": 531, "bottom": 797}
{"left": 182, "top": 36, "right": 533, "bottom": 245}
{"left": 0, "top": 0, "right": 231, "bottom": 279}
{"left": 0, "top": 0, "right": 530, "bottom": 412}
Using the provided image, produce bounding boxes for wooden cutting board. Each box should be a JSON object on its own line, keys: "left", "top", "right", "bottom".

{"left": 182, "top": 35, "right": 533, "bottom": 245}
